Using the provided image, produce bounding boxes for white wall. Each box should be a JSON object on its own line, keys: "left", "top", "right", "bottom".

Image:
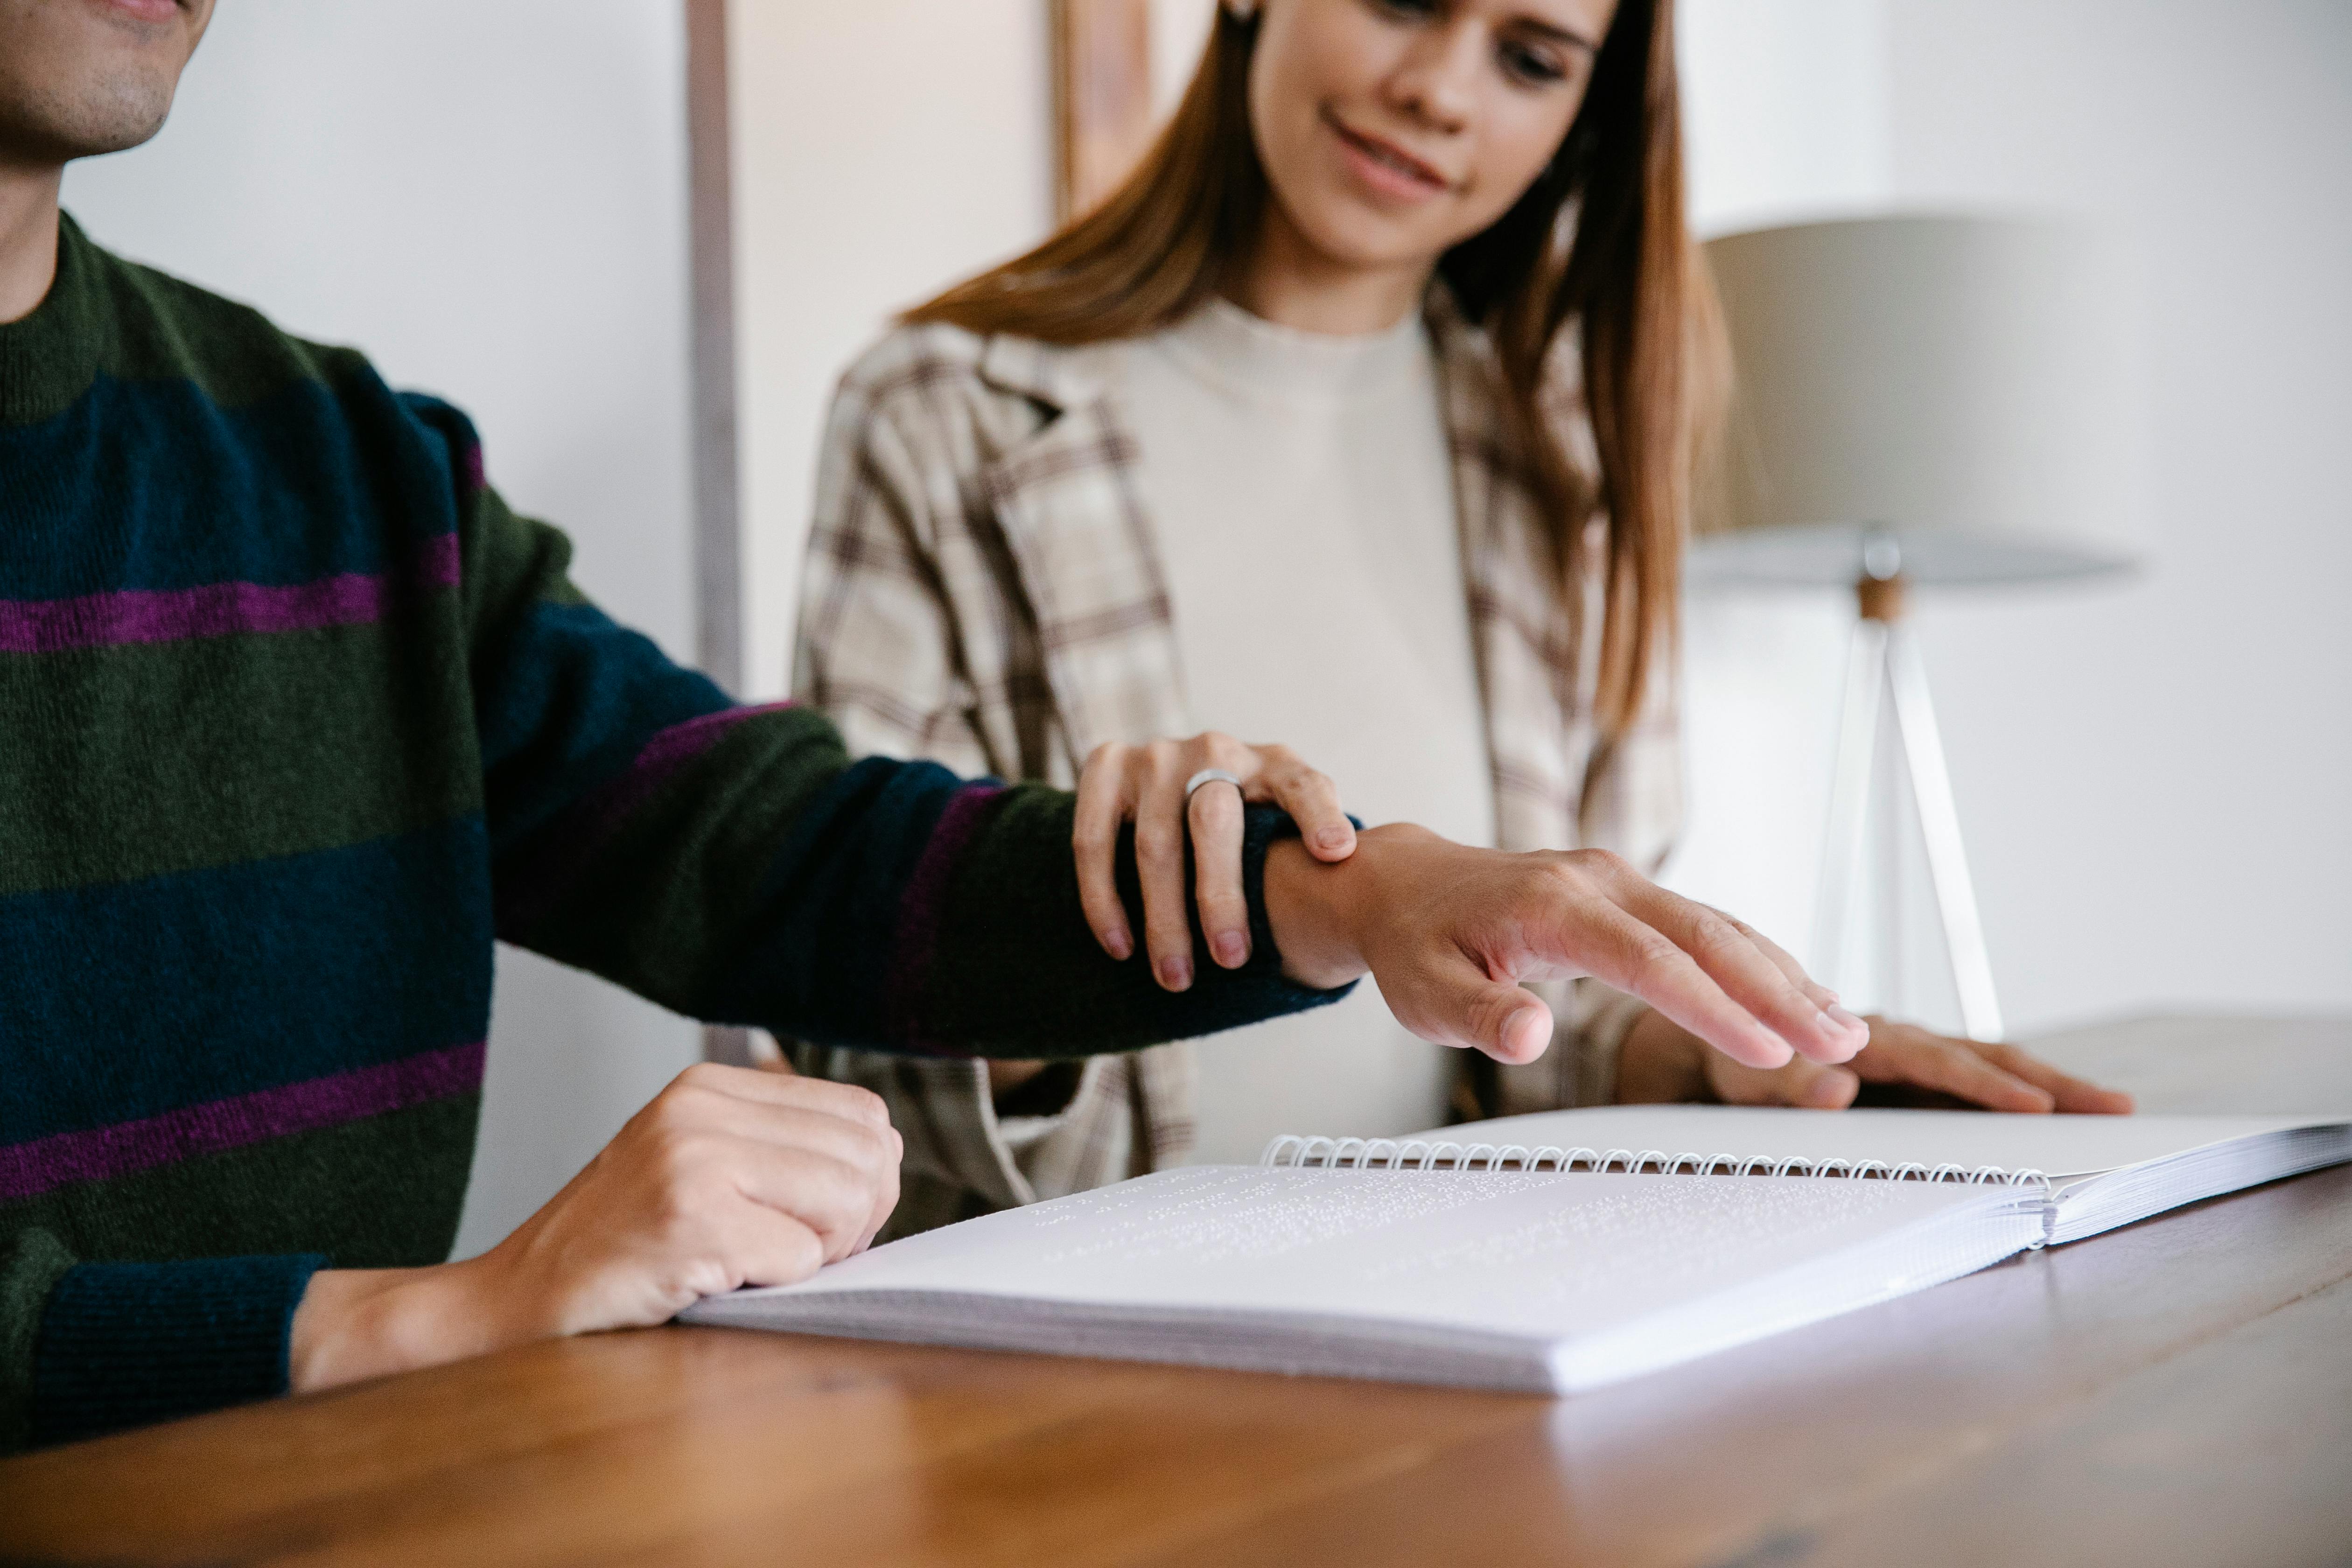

{"left": 1679, "top": 0, "right": 1889, "bottom": 234}
{"left": 728, "top": 0, "right": 1056, "bottom": 700}
{"left": 62, "top": 0, "right": 706, "bottom": 1257}
{"left": 1882, "top": 0, "right": 2352, "bottom": 1023}
{"left": 1663, "top": 0, "right": 2352, "bottom": 1032}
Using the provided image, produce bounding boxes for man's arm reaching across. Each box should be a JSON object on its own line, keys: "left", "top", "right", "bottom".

{"left": 283, "top": 812, "right": 1872, "bottom": 1395}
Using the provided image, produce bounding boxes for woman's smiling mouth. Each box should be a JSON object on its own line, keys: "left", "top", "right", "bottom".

{"left": 1323, "top": 110, "right": 1455, "bottom": 202}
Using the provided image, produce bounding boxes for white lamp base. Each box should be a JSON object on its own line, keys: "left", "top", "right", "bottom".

{"left": 1812, "top": 575, "right": 2005, "bottom": 1042}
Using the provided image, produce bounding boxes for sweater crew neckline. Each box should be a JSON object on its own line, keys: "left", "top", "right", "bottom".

{"left": 1150, "top": 295, "right": 1429, "bottom": 407}
{"left": 0, "top": 213, "right": 106, "bottom": 427}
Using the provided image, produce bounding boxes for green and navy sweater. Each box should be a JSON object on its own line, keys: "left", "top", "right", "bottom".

{"left": 0, "top": 216, "right": 1343, "bottom": 1451}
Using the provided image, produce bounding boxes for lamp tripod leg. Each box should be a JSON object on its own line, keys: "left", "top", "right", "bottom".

{"left": 1885, "top": 623, "right": 2005, "bottom": 1042}
{"left": 1812, "top": 617, "right": 1886, "bottom": 995}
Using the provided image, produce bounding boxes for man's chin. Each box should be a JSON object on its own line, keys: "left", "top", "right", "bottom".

{"left": 2, "top": 70, "right": 179, "bottom": 162}
{"left": 0, "top": 111, "right": 169, "bottom": 168}
{"left": 0, "top": 0, "right": 204, "bottom": 163}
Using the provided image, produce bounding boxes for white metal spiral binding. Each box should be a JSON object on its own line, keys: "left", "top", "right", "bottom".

{"left": 1260, "top": 1135, "right": 2049, "bottom": 1192}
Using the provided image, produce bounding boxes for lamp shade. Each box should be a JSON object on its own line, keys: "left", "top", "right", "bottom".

{"left": 1694, "top": 215, "right": 2140, "bottom": 587}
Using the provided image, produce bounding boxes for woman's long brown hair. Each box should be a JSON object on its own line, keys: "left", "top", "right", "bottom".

{"left": 906, "top": 0, "right": 1722, "bottom": 735}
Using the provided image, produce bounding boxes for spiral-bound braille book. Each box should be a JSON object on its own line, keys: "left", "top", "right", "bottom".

{"left": 682, "top": 1106, "right": 2352, "bottom": 1393}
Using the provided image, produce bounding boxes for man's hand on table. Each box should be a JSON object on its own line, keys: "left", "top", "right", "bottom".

{"left": 288, "top": 1066, "right": 899, "bottom": 1393}
{"left": 1616, "top": 1008, "right": 2137, "bottom": 1113}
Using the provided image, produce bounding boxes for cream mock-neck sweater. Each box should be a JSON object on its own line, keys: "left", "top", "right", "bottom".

{"left": 1119, "top": 296, "right": 1496, "bottom": 1161}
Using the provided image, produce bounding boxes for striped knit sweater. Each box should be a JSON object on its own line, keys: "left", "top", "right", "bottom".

{"left": 0, "top": 216, "right": 1343, "bottom": 1451}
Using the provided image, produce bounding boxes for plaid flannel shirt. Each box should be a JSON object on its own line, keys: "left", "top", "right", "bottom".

{"left": 788, "top": 287, "right": 1682, "bottom": 1239}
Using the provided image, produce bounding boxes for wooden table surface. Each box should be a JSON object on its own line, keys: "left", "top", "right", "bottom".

{"left": 4, "top": 1013, "right": 2349, "bottom": 1568}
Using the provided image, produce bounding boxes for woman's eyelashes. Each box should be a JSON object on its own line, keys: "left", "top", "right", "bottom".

{"left": 1497, "top": 36, "right": 1571, "bottom": 86}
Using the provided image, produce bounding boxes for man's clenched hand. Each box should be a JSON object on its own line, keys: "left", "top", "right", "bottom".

{"left": 288, "top": 1065, "right": 900, "bottom": 1393}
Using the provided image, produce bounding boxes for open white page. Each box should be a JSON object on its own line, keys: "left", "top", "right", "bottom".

{"left": 1390, "top": 1106, "right": 2337, "bottom": 1181}
{"left": 686, "top": 1166, "right": 2040, "bottom": 1391}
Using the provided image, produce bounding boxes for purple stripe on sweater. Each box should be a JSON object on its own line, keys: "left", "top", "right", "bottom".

{"left": 0, "top": 534, "right": 462, "bottom": 654}
{"left": 0, "top": 1040, "right": 486, "bottom": 1204}
{"left": 883, "top": 784, "right": 1008, "bottom": 1052}
{"left": 581, "top": 705, "right": 773, "bottom": 843}
{"left": 494, "top": 701, "right": 795, "bottom": 936}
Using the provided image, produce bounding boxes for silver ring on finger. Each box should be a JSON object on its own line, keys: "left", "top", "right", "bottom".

{"left": 1184, "top": 767, "right": 1245, "bottom": 801}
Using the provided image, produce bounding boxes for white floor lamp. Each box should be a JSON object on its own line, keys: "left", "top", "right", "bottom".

{"left": 1694, "top": 217, "right": 2139, "bottom": 1040}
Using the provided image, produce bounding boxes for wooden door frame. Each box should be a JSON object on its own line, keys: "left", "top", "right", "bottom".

{"left": 684, "top": 0, "right": 755, "bottom": 1066}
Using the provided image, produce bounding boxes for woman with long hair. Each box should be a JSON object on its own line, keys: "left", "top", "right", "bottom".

{"left": 788, "top": 0, "right": 2128, "bottom": 1237}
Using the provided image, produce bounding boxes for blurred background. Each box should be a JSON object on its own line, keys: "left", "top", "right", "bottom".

{"left": 59, "top": 0, "right": 2350, "bottom": 1252}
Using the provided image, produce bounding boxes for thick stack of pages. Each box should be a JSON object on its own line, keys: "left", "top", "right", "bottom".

{"left": 681, "top": 1108, "right": 2352, "bottom": 1392}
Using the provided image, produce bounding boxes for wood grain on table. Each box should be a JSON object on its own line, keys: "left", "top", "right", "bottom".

{"left": 2, "top": 1014, "right": 2346, "bottom": 1568}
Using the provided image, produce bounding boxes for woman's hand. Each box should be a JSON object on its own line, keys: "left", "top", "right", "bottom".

{"left": 1074, "top": 732, "right": 1356, "bottom": 991}
{"left": 1263, "top": 825, "right": 1870, "bottom": 1070}
{"left": 287, "top": 1065, "right": 901, "bottom": 1393}
{"left": 1617, "top": 1008, "right": 2136, "bottom": 1113}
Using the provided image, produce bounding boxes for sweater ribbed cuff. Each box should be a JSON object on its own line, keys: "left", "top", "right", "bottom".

{"left": 30, "top": 1253, "right": 327, "bottom": 1448}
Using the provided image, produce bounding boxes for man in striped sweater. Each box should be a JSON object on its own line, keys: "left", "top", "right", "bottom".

{"left": 0, "top": 0, "right": 1868, "bottom": 1450}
